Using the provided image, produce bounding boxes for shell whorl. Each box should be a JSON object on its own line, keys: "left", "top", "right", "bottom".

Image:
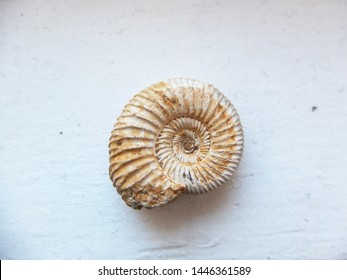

{"left": 109, "top": 78, "right": 244, "bottom": 209}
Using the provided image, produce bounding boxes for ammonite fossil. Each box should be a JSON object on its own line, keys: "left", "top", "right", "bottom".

{"left": 109, "top": 78, "right": 244, "bottom": 209}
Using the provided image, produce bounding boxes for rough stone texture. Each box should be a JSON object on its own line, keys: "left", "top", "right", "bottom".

{"left": 109, "top": 78, "right": 243, "bottom": 209}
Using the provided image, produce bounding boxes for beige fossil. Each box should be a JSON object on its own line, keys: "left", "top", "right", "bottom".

{"left": 109, "top": 78, "right": 244, "bottom": 209}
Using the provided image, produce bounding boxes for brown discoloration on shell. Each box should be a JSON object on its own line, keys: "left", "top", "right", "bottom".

{"left": 170, "top": 96, "right": 179, "bottom": 104}
{"left": 110, "top": 134, "right": 123, "bottom": 146}
{"left": 109, "top": 78, "right": 244, "bottom": 209}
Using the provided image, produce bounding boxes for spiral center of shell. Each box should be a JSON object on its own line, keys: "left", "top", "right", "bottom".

{"left": 180, "top": 131, "right": 199, "bottom": 154}
{"left": 155, "top": 117, "right": 211, "bottom": 186}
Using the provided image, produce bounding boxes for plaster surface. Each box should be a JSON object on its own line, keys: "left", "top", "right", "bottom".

{"left": 1, "top": 0, "right": 347, "bottom": 259}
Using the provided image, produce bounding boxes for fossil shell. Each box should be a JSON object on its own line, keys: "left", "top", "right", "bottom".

{"left": 109, "top": 78, "right": 244, "bottom": 209}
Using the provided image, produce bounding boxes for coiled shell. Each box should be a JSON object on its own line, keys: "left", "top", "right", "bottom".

{"left": 109, "top": 78, "right": 244, "bottom": 209}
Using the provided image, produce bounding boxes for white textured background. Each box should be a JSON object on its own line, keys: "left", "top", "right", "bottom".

{"left": 1, "top": 0, "right": 347, "bottom": 259}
